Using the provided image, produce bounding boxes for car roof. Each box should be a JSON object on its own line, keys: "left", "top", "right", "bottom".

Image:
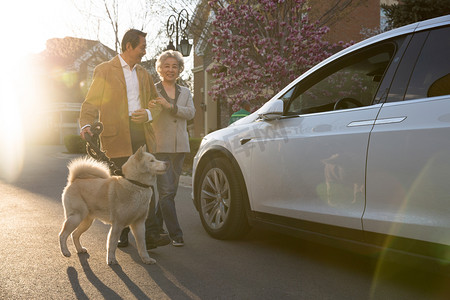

{"left": 275, "top": 14, "right": 450, "bottom": 98}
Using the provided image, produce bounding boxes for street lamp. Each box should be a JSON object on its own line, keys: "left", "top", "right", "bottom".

{"left": 166, "top": 9, "right": 192, "bottom": 57}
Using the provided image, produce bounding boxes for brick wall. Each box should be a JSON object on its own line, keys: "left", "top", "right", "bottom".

{"left": 310, "top": 0, "right": 380, "bottom": 44}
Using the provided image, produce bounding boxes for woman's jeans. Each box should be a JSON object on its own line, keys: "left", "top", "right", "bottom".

{"left": 155, "top": 153, "right": 186, "bottom": 239}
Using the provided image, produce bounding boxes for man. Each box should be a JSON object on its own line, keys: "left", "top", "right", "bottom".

{"left": 229, "top": 100, "right": 251, "bottom": 125}
{"left": 79, "top": 29, "right": 170, "bottom": 249}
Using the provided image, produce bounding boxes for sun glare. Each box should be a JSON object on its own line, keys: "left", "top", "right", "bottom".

{"left": 0, "top": 93, "right": 24, "bottom": 182}
{"left": 0, "top": 1, "right": 74, "bottom": 182}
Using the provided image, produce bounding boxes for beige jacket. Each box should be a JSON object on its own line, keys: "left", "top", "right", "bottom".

{"left": 79, "top": 56, "right": 161, "bottom": 158}
{"left": 152, "top": 83, "right": 195, "bottom": 153}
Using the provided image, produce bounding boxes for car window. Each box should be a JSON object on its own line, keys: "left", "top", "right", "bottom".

{"left": 286, "top": 44, "right": 395, "bottom": 115}
{"left": 405, "top": 26, "right": 450, "bottom": 100}
{"left": 383, "top": 31, "right": 428, "bottom": 103}
{"left": 279, "top": 88, "right": 295, "bottom": 102}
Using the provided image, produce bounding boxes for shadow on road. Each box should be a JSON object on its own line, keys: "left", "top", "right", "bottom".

{"left": 110, "top": 264, "right": 150, "bottom": 300}
{"left": 67, "top": 267, "right": 89, "bottom": 300}
{"left": 123, "top": 246, "right": 201, "bottom": 300}
{"left": 244, "top": 227, "right": 450, "bottom": 298}
{"left": 67, "top": 253, "right": 122, "bottom": 299}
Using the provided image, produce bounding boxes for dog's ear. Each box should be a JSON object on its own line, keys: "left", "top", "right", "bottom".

{"left": 135, "top": 146, "right": 144, "bottom": 161}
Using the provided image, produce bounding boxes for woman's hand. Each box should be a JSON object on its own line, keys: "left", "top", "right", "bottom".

{"left": 155, "top": 97, "right": 173, "bottom": 110}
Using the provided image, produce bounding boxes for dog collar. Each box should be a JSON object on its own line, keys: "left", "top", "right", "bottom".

{"left": 125, "top": 178, "right": 151, "bottom": 189}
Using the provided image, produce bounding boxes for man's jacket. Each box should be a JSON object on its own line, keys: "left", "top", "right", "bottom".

{"left": 80, "top": 55, "right": 161, "bottom": 158}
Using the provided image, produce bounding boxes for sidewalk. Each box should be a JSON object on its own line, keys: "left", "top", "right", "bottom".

{"left": 179, "top": 174, "right": 192, "bottom": 188}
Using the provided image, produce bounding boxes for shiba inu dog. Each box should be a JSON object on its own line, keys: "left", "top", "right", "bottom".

{"left": 59, "top": 145, "right": 167, "bottom": 265}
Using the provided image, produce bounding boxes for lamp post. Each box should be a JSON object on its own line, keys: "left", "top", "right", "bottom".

{"left": 166, "top": 9, "right": 192, "bottom": 57}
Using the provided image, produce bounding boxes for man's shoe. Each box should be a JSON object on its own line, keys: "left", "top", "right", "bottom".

{"left": 118, "top": 235, "right": 129, "bottom": 248}
{"left": 159, "top": 228, "right": 169, "bottom": 236}
{"left": 118, "top": 228, "right": 129, "bottom": 247}
{"left": 146, "top": 234, "right": 171, "bottom": 250}
{"left": 172, "top": 237, "right": 184, "bottom": 247}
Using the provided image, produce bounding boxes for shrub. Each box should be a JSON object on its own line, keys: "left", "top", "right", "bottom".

{"left": 64, "top": 134, "right": 86, "bottom": 154}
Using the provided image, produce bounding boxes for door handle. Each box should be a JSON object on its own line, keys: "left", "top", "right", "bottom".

{"left": 347, "top": 117, "right": 406, "bottom": 127}
{"left": 374, "top": 117, "right": 407, "bottom": 125}
{"left": 240, "top": 138, "right": 252, "bottom": 145}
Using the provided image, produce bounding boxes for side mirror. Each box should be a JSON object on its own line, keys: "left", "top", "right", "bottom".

{"left": 258, "top": 99, "right": 284, "bottom": 121}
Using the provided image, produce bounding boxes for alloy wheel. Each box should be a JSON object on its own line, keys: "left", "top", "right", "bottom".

{"left": 200, "top": 167, "right": 231, "bottom": 230}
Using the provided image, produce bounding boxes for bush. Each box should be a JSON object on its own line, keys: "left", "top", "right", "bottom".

{"left": 64, "top": 134, "right": 87, "bottom": 154}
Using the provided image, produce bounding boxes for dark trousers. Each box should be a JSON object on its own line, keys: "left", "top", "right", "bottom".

{"left": 111, "top": 120, "right": 159, "bottom": 239}
{"left": 155, "top": 153, "right": 185, "bottom": 239}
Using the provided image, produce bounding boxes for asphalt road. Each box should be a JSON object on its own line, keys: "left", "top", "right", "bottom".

{"left": 0, "top": 145, "right": 448, "bottom": 299}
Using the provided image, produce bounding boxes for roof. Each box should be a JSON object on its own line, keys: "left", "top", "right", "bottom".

{"left": 40, "top": 37, "right": 116, "bottom": 69}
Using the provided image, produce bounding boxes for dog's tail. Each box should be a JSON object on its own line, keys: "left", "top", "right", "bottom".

{"left": 67, "top": 157, "right": 111, "bottom": 183}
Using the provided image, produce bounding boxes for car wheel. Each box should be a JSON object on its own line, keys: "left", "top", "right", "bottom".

{"left": 197, "top": 157, "right": 250, "bottom": 239}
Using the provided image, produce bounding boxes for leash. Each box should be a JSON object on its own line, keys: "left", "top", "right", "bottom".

{"left": 84, "top": 122, "right": 123, "bottom": 176}
{"left": 84, "top": 122, "right": 150, "bottom": 188}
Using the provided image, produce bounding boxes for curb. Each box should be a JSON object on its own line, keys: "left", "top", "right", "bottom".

{"left": 179, "top": 175, "right": 192, "bottom": 188}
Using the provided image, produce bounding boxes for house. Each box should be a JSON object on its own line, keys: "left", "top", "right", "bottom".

{"left": 189, "top": 0, "right": 388, "bottom": 138}
{"left": 33, "top": 37, "right": 116, "bottom": 144}
{"left": 33, "top": 37, "right": 163, "bottom": 145}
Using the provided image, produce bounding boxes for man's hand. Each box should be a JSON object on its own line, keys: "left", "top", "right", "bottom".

{"left": 148, "top": 97, "right": 165, "bottom": 109}
{"left": 80, "top": 126, "right": 93, "bottom": 140}
{"left": 131, "top": 109, "right": 149, "bottom": 124}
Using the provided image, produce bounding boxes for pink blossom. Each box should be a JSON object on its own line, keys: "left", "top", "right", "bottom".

{"left": 208, "top": 0, "right": 349, "bottom": 110}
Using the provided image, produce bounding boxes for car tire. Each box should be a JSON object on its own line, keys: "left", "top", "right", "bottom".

{"left": 197, "top": 157, "right": 250, "bottom": 239}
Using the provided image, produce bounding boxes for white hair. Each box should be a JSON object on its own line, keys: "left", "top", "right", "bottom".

{"left": 155, "top": 50, "right": 185, "bottom": 79}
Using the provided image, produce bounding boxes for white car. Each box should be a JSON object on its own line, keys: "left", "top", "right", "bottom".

{"left": 192, "top": 15, "right": 450, "bottom": 263}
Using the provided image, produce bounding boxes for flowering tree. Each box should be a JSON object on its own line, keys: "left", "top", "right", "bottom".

{"left": 208, "top": 0, "right": 340, "bottom": 111}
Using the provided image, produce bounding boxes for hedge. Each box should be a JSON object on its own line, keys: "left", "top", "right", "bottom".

{"left": 64, "top": 134, "right": 86, "bottom": 154}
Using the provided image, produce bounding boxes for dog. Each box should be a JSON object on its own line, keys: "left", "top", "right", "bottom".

{"left": 59, "top": 145, "right": 167, "bottom": 265}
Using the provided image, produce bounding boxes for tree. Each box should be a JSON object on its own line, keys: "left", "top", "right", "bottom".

{"left": 103, "top": 0, "right": 119, "bottom": 54}
{"left": 71, "top": 0, "right": 155, "bottom": 55}
{"left": 208, "top": 0, "right": 345, "bottom": 111}
{"left": 381, "top": 0, "right": 450, "bottom": 29}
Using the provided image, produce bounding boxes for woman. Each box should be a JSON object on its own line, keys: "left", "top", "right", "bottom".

{"left": 149, "top": 50, "right": 195, "bottom": 247}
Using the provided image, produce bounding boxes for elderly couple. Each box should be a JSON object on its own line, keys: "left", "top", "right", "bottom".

{"left": 79, "top": 29, "right": 195, "bottom": 249}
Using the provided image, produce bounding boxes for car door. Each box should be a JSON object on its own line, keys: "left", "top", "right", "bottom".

{"left": 364, "top": 25, "right": 450, "bottom": 245}
{"left": 247, "top": 41, "right": 400, "bottom": 230}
